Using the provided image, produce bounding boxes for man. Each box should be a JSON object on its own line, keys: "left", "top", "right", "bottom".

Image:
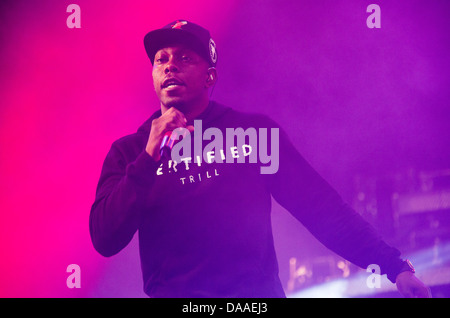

{"left": 90, "top": 20, "right": 430, "bottom": 298}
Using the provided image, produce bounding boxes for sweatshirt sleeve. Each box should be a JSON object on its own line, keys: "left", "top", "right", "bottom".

{"left": 89, "top": 142, "right": 160, "bottom": 257}
{"left": 267, "top": 124, "right": 405, "bottom": 283}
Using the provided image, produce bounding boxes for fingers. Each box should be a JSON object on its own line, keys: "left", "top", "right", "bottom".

{"left": 397, "top": 274, "right": 432, "bottom": 298}
{"left": 186, "top": 125, "right": 195, "bottom": 133}
{"left": 146, "top": 107, "right": 194, "bottom": 161}
{"left": 162, "top": 107, "right": 188, "bottom": 129}
{"left": 152, "top": 108, "right": 187, "bottom": 137}
{"left": 413, "top": 286, "right": 432, "bottom": 298}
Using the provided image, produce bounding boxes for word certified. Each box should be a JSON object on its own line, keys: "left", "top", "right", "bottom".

{"left": 182, "top": 302, "right": 268, "bottom": 315}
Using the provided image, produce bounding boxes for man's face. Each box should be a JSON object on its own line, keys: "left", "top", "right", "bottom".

{"left": 152, "top": 45, "right": 210, "bottom": 111}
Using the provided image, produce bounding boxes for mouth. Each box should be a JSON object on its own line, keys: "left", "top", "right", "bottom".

{"left": 161, "top": 77, "right": 185, "bottom": 90}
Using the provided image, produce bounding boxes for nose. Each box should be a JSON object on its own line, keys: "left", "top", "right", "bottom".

{"left": 164, "top": 57, "right": 179, "bottom": 74}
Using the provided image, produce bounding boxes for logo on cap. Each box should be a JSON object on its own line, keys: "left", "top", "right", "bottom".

{"left": 171, "top": 20, "right": 188, "bottom": 29}
{"left": 209, "top": 38, "right": 217, "bottom": 64}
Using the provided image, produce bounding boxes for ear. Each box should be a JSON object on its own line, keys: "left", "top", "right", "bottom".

{"left": 205, "top": 67, "right": 217, "bottom": 88}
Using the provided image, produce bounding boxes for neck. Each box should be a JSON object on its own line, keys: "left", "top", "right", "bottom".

{"left": 161, "top": 95, "right": 210, "bottom": 122}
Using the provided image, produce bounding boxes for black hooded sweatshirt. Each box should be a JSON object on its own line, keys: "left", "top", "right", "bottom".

{"left": 90, "top": 101, "right": 405, "bottom": 298}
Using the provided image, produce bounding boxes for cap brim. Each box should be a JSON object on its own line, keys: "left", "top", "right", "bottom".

{"left": 144, "top": 28, "right": 209, "bottom": 65}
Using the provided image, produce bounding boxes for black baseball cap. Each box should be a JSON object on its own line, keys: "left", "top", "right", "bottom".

{"left": 144, "top": 20, "right": 218, "bottom": 67}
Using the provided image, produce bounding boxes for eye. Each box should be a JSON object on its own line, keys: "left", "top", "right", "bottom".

{"left": 181, "top": 55, "right": 192, "bottom": 62}
{"left": 155, "top": 55, "right": 168, "bottom": 64}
